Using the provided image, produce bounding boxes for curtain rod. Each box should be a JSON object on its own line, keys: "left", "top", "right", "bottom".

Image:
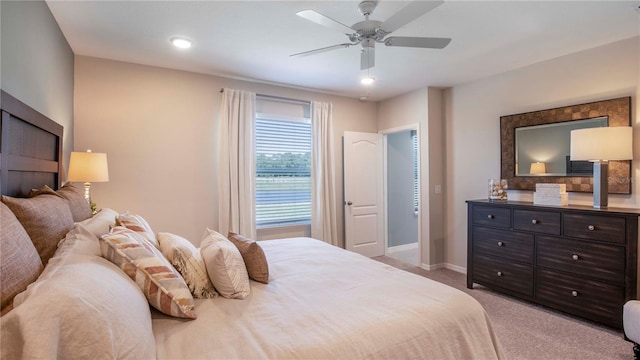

{"left": 220, "top": 88, "right": 311, "bottom": 105}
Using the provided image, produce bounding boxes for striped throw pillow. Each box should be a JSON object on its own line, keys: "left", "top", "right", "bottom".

{"left": 100, "top": 227, "right": 196, "bottom": 319}
{"left": 115, "top": 212, "right": 159, "bottom": 248}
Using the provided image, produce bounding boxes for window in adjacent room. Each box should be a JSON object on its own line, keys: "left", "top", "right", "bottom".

{"left": 255, "top": 96, "right": 311, "bottom": 228}
{"left": 411, "top": 129, "right": 419, "bottom": 214}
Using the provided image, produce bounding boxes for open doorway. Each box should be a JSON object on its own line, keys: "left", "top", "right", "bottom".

{"left": 382, "top": 125, "right": 420, "bottom": 266}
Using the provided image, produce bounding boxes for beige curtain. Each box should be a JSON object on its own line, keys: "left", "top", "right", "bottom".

{"left": 218, "top": 89, "right": 256, "bottom": 239}
{"left": 311, "top": 101, "right": 338, "bottom": 246}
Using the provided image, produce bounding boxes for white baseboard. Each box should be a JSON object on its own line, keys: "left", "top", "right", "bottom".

{"left": 386, "top": 242, "right": 418, "bottom": 254}
{"left": 445, "top": 263, "right": 467, "bottom": 274}
{"left": 418, "top": 262, "right": 467, "bottom": 273}
{"left": 420, "top": 262, "right": 444, "bottom": 271}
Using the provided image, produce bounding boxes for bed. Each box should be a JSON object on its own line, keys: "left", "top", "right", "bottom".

{"left": 0, "top": 90, "right": 503, "bottom": 359}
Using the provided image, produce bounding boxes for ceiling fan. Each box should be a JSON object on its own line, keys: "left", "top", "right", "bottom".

{"left": 291, "top": 0, "right": 451, "bottom": 70}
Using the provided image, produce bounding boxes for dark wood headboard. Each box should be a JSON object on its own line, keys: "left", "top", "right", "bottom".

{"left": 0, "top": 90, "right": 63, "bottom": 197}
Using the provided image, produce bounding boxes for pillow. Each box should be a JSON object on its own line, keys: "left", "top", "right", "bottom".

{"left": 0, "top": 203, "right": 44, "bottom": 314}
{"left": 115, "top": 212, "right": 159, "bottom": 247}
{"left": 200, "top": 229, "right": 250, "bottom": 299}
{"left": 100, "top": 227, "right": 196, "bottom": 319}
{"left": 78, "top": 208, "right": 118, "bottom": 239}
{"left": 2, "top": 238, "right": 156, "bottom": 359}
{"left": 227, "top": 232, "right": 269, "bottom": 284}
{"left": 57, "top": 182, "right": 93, "bottom": 222}
{"left": 2, "top": 193, "right": 74, "bottom": 265}
{"left": 157, "top": 232, "right": 218, "bottom": 299}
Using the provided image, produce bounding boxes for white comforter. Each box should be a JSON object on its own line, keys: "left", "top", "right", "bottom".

{"left": 152, "top": 238, "right": 503, "bottom": 359}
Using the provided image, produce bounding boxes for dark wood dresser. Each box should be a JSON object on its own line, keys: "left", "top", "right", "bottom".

{"left": 467, "top": 199, "right": 639, "bottom": 328}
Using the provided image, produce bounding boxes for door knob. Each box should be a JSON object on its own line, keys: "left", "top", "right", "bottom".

{"left": 347, "top": 201, "right": 353, "bottom": 206}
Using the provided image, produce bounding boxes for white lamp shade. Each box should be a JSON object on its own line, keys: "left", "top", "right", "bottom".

{"left": 570, "top": 126, "right": 633, "bottom": 161}
{"left": 68, "top": 152, "right": 109, "bottom": 182}
{"left": 530, "top": 162, "right": 546, "bottom": 174}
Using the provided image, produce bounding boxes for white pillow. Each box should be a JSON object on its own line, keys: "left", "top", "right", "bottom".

{"left": 3, "top": 236, "right": 156, "bottom": 359}
{"left": 157, "top": 232, "right": 218, "bottom": 299}
{"left": 78, "top": 208, "right": 118, "bottom": 238}
{"left": 200, "top": 229, "right": 250, "bottom": 299}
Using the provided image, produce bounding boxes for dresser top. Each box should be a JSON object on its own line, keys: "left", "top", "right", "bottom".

{"left": 466, "top": 199, "right": 640, "bottom": 216}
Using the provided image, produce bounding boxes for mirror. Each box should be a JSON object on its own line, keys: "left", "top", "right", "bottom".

{"left": 515, "top": 117, "right": 607, "bottom": 176}
{"left": 500, "top": 97, "right": 631, "bottom": 193}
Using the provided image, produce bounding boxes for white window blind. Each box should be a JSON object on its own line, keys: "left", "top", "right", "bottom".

{"left": 255, "top": 96, "right": 311, "bottom": 228}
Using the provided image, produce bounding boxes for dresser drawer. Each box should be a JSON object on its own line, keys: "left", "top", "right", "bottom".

{"left": 473, "top": 254, "right": 533, "bottom": 297}
{"left": 537, "top": 235, "right": 625, "bottom": 283}
{"left": 473, "top": 227, "right": 534, "bottom": 264}
{"left": 563, "top": 213, "right": 626, "bottom": 244}
{"left": 513, "top": 209, "right": 560, "bottom": 235}
{"left": 472, "top": 206, "right": 511, "bottom": 228}
{"left": 536, "top": 268, "right": 624, "bottom": 327}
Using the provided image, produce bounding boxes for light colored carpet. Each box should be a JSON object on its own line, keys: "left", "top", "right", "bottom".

{"left": 372, "top": 255, "right": 633, "bottom": 360}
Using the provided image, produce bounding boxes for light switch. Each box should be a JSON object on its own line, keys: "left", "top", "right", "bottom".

{"left": 435, "top": 185, "right": 442, "bottom": 194}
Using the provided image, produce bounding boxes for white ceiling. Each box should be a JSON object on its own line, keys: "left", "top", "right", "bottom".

{"left": 47, "top": 1, "right": 640, "bottom": 102}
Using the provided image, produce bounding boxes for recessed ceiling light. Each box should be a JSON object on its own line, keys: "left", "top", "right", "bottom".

{"left": 361, "top": 77, "right": 375, "bottom": 85}
{"left": 170, "top": 37, "right": 192, "bottom": 49}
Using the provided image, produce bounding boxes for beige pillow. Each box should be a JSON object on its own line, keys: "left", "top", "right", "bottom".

{"left": 0, "top": 203, "right": 44, "bottom": 314}
{"left": 227, "top": 232, "right": 269, "bottom": 284}
{"left": 100, "top": 227, "right": 196, "bottom": 319}
{"left": 157, "top": 232, "right": 218, "bottom": 299}
{"left": 200, "top": 229, "right": 250, "bottom": 299}
{"left": 2, "top": 193, "right": 74, "bottom": 265}
{"left": 57, "top": 183, "right": 92, "bottom": 222}
{"left": 115, "top": 212, "right": 158, "bottom": 247}
{"left": 4, "top": 231, "right": 156, "bottom": 359}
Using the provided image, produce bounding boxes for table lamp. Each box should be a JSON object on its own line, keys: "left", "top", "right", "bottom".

{"left": 570, "top": 126, "right": 632, "bottom": 208}
{"left": 67, "top": 150, "right": 109, "bottom": 208}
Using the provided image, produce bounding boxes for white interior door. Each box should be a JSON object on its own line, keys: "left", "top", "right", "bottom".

{"left": 343, "top": 131, "right": 384, "bottom": 257}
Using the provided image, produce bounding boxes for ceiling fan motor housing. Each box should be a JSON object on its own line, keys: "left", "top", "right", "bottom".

{"left": 358, "top": 1, "right": 378, "bottom": 17}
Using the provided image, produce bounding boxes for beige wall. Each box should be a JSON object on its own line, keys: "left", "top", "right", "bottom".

{"left": 1, "top": 0, "right": 74, "bottom": 176}
{"left": 74, "top": 56, "right": 377, "bottom": 244}
{"left": 445, "top": 36, "right": 640, "bottom": 270}
{"left": 378, "top": 87, "right": 446, "bottom": 268}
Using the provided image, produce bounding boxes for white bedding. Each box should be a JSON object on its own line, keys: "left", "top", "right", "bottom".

{"left": 152, "top": 238, "right": 503, "bottom": 359}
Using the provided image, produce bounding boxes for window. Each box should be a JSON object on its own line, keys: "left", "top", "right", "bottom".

{"left": 255, "top": 97, "right": 311, "bottom": 228}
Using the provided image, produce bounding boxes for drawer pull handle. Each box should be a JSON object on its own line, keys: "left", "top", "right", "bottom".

{"left": 587, "top": 225, "right": 595, "bottom": 231}
{"left": 571, "top": 290, "right": 578, "bottom": 297}
{"left": 572, "top": 254, "right": 579, "bottom": 261}
{"left": 497, "top": 241, "right": 504, "bottom": 247}
{"left": 487, "top": 214, "right": 495, "bottom": 219}
{"left": 531, "top": 219, "right": 539, "bottom": 225}
{"left": 496, "top": 271, "right": 503, "bottom": 277}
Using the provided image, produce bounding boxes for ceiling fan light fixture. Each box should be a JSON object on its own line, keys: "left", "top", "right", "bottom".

{"left": 170, "top": 37, "right": 192, "bottom": 49}
{"left": 361, "top": 77, "right": 375, "bottom": 85}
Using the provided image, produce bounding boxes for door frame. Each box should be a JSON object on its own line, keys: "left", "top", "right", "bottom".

{"left": 379, "top": 123, "right": 421, "bottom": 265}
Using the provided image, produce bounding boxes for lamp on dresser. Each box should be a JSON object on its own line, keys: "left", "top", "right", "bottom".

{"left": 67, "top": 150, "right": 109, "bottom": 212}
{"left": 570, "top": 126, "right": 633, "bottom": 208}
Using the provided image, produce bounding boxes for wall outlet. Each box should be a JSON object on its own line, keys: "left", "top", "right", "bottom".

{"left": 435, "top": 185, "right": 442, "bottom": 194}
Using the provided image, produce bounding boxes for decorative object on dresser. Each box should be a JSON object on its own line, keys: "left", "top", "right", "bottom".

{"left": 500, "top": 96, "right": 631, "bottom": 194}
{"left": 488, "top": 179, "right": 508, "bottom": 200}
{"left": 67, "top": 150, "right": 109, "bottom": 214}
{"left": 467, "top": 199, "right": 639, "bottom": 328}
{"left": 533, "top": 183, "right": 567, "bottom": 206}
{"left": 570, "top": 126, "right": 633, "bottom": 208}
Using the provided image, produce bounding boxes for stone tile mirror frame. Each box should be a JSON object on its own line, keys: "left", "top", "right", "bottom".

{"left": 500, "top": 96, "right": 631, "bottom": 193}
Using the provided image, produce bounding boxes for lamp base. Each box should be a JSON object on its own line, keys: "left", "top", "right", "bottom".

{"left": 593, "top": 161, "right": 608, "bottom": 209}
{"left": 83, "top": 182, "right": 97, "bottom": 214}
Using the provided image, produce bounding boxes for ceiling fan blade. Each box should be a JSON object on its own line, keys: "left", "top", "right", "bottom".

{"left": 290, "top": 43, "right": 354, "bottom": 57}
{"left": 296, "top": 10, "right": 354, "bottom": 35}
{"left": 360, "top": 47, "right": 375, "bottom": 70}
{"left": 384, "top": 36, "right": 451, "bottom": 49}
{"left": 379, "top": 0, "right": 444, "bottom": 33}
